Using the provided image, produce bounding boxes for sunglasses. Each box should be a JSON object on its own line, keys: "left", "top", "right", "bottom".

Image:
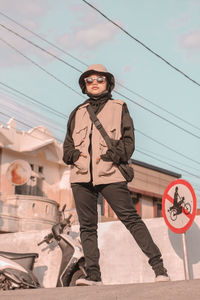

{"left": 84, "top": 76, "right": 106, "bottom": 84}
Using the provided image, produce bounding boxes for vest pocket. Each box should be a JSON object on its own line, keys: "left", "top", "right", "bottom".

{"left": 74, "top": 127, "right": 88, "bottom": 147}
{"left": 98, "top": 160, "right": 116, "bottom": 176}
{"left": 74, "top": 156, "right": 88, "bottom": 174}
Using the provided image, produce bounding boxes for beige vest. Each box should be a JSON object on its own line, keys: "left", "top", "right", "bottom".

{"left": 70, "top": 99, "right": 125, "bottom": 185}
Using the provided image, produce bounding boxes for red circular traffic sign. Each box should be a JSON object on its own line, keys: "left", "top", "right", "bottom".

{"left": 162, "top": 179, "right": 197, "bottom": 234}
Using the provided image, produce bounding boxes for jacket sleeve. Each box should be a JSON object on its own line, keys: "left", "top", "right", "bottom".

{"left": 63, "top": 108, "right": 81, "bottom": 165}
{"left": 100, "top": 103, "right": 135, "bottom": 164}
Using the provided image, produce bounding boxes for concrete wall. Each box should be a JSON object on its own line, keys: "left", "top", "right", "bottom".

{"left": 0, "top": 216, "right": 199, "bottom": 287}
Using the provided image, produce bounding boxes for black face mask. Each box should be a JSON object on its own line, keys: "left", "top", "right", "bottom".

{"left": 86, "top": 89, "right": 111, "bottom": 101}
{"left": 86, "top": 90, "right": 112, "bottom": 115}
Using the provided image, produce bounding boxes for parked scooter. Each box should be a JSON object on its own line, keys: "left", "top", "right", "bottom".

{"left": 0, "top": 252, "right": 40, "bottom": 290}
{"left": 0, "top": 205, "right": 85, "bottom": 290}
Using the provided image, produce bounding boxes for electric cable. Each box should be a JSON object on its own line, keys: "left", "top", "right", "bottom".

{"left": 0, "top": 100, "right": 66, "bottom": 134}
{"left": 0, "top": 82, "right": 68, "bottom": 120}
{"left": 136, "top": 129, "right": 200, "bottom": 166}
{"left": 1, "top": 69, "right": 199, "bottom": 168}
{"left": 0, "top": 11, "right": 88, "bottom": 67}
{"left": 0, "top": 23, "right": 82, "bottom": 73}
{"left": 137, "top": 149, "right": 200, "bottom": 179}
{"left": 1, "top": 16, "right": 199, "bottom": 134}
{"left": 1, "top": 80, "right": 200, "bottom": 172}
{"left": 136, "top": 146, "right": 200, "bottom": 173}
{"left": 117, "top": 82, "right": 200, "bottom": 132}
{"left": 2, "top": 32, "right": 198, "bottom": 141}
{"left": 1, "top": 77, "right": 200, "bottom": 170}
{"left": 0, "top": 19, "right": 199, "bottom": 180}
{"left": 2, "top": 86, "right": 199, "bottom": 171}
{"left": 82, "top": 0, "right": 200, "bottom": 87}
{"left": 0, "top": 111, "right": 63, "bottom": 143}
{"left": 2, "top": 109, "right": 200, "bottom": 192}
{"left": 0, "top": 37, "right": 84, "bottom": 98}
{"left": 115, "top": 90, "right": 200, "bottom": 140}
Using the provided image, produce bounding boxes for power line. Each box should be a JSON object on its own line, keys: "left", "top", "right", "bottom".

{"left": 82, "top": 0, "right": 200, "bottom": 87}
{"left": 0, "top": 11, "right": 88, "bottom": 68}
{"left": 137, "top": 149, "right": 200, "bottom": 179}
{"left": 1, "top": 37, "right": 200, "bottom": 167}
{"left": 1, "top": 79, "right": 200, "bottom": 171}
{"left": 2, "top": 100, "right": 200, "bottom": 181}
{"left": 2, "top": 15, "right": 200, "bottom": 136}
{"left": 0, "top": 37, "right": 84, "bottom": 98}
{"left": 0, "top": 111, "right": 63, "bottom": 143}
{"left": 3, "top": 10, "right": 199, "bottom": 133}
{"left": 2, "top": 37, "right": 200, "bottom": 171}
{"left": 117, "top": 82, "right": 200, "bottom": 132}
{"left": 136, "top": 146, "right": 200, "bottom": 173}
{"left": 0, "top": 82, "right": 68, "bottom": 120}
{"left": 0, "top": 111, "right": 30, "bottom": 129}
{"left": 0, "top": 23, "right": 82, "bottom": 73}
{"left": 1, "top": 23, "right": 200, "bottom": 170}
{"left": 0, "top": 21, "right": 199, "bottom": 183}
{"left": 115, "top": 90, "right": 200, "bottom": 140}
{"left": 0, "top": 99, "right": 66, "bottom": 135}
{"left": 2, "top": 82, "right": 199, "bottom": 172}
{"left": 136, "top": 129, "right": 200, "bottom": 166}
{"left": 2, "top": 108, "right": 199, "bottom": 181}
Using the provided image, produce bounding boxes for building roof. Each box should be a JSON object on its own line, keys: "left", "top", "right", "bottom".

{"left": 130, "top": 158, "right": 181, "bottom": 178}
{"left": 0, "top": 118, "right": 64, "bottom": 164}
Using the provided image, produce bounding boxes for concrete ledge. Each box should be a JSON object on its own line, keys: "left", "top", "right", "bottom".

{"left": 0, "top": 280, "right": 200, "bottom": 300}
{"left": 0, "top": 217, "right": 200, "bottom": 287}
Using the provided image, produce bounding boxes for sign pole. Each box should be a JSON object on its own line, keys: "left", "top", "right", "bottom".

{"left": 182, "top": 232, "right": 189, "bottom": 280}
{"left": 162, "top": 179, "right": 197, "bottom": 281}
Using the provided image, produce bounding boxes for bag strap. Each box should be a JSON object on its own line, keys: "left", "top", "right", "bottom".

{"left": 86, "top": 105, "right": 112, "bottom": 149}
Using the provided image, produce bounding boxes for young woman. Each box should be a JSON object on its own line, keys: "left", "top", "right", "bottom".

{"left": 63, "top": 64, "right": 169, "bottom": 286}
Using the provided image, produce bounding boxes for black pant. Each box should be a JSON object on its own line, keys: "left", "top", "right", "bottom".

{"left": 71, "top": 181, "right": 164, "bottom": 279}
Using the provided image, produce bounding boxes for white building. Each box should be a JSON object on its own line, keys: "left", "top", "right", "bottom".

{"left": 0, "top": 118, "right": 74, "bottom": 233}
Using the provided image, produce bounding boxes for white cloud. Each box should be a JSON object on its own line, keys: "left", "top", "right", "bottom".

{"left": 1, "top": 0, "right": 49, "bottom": 18}
{"left": 0, "top": 19, "right": 56, "bottom": 68}
{"left": 74, "top": 22, "right": 117, "bottom": 49}
{"left": 166, "top": 14, "right": 190, "bottom": 30}
{"left": 58, "top": 3, "right": 119, "bottom": 51}
{"left": 0, "top": 1, "right": 120, "bottom": 67}
{"left": 123, "top": 65, "right": 133, "bottom": 73}
{"left": 180, "top": 30, "right": 200, "bottom": 50}
{"left": 0, "top": 1, "right": 53, "bottom": 68}
{"left": 179, "top": 30, "right": 200, "bottom": 60}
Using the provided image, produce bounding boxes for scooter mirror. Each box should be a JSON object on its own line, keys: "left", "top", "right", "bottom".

{"left": 61, "top": 204, "right": 66, "bottom": 213}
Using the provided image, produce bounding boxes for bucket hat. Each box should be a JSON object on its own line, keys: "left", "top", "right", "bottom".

{"left": 79, "top": 64, "right": 115, "bottom": 94}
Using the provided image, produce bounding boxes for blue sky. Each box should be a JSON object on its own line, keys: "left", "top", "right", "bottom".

{"left": 0, "top": 0, "right": 200, "bottom": 205}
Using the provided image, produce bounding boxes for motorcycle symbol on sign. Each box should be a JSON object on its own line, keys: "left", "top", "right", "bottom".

{"left": 168, "top": 186, "right": 191, "bottom": 221}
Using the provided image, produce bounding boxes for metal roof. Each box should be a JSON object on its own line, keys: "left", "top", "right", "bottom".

{"left": 130, "top": 158, "right": 181, "bottom": 178}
